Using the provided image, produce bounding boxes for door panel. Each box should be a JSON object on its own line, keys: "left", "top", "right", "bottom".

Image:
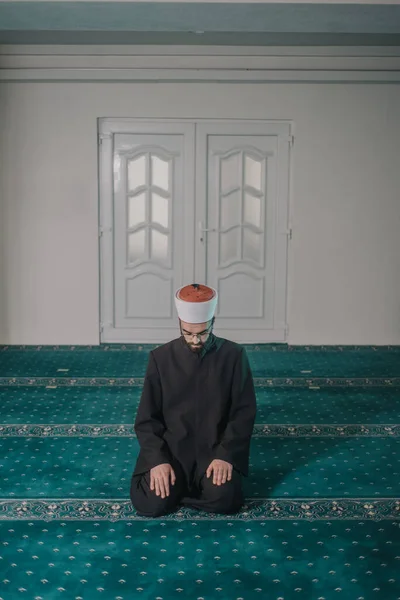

{"left": 99, "top": 120, "right": 195, "bottom": 342}
{"left": 195, "top": 122, "right": 290, "bottom": 342}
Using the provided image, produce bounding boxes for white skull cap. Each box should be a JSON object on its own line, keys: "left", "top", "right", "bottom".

{"left": 175, "top": 283, "right": 218, "bottom": 324}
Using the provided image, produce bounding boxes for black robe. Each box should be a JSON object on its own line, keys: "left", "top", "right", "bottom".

{"left": 133, "top": 335, "right": 257, "bottom": 487}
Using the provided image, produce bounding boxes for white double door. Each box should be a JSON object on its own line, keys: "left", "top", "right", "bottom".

{"left": 99, "top": 119, "right": 291, "bottom": 343}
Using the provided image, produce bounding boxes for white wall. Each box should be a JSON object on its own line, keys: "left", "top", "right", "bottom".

{"left": 0, "top": 79, "right": 399, "bottom": 345}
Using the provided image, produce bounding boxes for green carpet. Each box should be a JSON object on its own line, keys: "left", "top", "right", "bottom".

{"left": 1, "top": 520, "right": 399, "bottom": 599}
{"left": 0, "top": 344, "right": 399, "bottom": 600}
{"left": 0, "top": 436, "right": 399, "bottom": 499}
{"left": 0, "top": 386, "right": 399, "bottom": 424}
{"left": 1, "top": 344, "right": 400, "bottom": 377}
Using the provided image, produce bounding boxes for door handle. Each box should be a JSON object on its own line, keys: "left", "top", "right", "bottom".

{"left": 199, "top": 221, "right": 219, "bottom": 242}
{"left": 199, "top": 221, "right": 217, "bottom": 233}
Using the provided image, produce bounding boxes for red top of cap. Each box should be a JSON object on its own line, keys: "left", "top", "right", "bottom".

{"left": 178, "top": 284, "right": 215, "bottom": 303}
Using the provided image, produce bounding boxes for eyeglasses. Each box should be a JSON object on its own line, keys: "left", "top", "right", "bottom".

{"left": 180, "top": 324, "right": 213, "bottom": 341}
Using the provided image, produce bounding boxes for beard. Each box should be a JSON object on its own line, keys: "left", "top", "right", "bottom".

{"left": 183, "top": 338, "right": 204, "bottom": 353}
{"left": 188, "top": 342, "right": 203, "bottom": 353}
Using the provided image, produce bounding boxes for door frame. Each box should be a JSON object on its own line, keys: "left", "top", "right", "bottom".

{"left": 98, "top": 117, "right": 292, "bottom": 343}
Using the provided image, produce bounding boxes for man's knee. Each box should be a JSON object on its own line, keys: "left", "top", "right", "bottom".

{"left": 201, "top": 473, "right": 244, "bottom": 513}
{"left": 130, "top": 473, "right": 180, "bottom": 518}
{"left": 133, "top": 495, "right": 175, "bottom": 518}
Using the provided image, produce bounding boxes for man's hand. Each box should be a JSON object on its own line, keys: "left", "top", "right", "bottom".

{"left": 150, "top": 463, "right": 176, "bottom": 499}
{"left": 206, "top": 459, "right": 233, "bottom": 485}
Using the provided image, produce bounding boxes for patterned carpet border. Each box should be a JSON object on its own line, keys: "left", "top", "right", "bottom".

{"left": 1, "top": 377, "right": 400, "bottom": 387}
{"left": 1, "top": 498, "right": 399, "bottom": 521}
{"left": 1, "top": 344, "right": 400, "bottom": 352}
{"left": 1, "top": 424, "right": 398, "bottom": 437}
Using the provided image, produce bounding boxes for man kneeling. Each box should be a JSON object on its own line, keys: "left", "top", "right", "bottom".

{"left": 130, "top": 283, "right": 257, "bottom": 518}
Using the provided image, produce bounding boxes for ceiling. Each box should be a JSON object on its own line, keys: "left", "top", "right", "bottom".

{"left": 0, "top": 1, "right": 399, "bottom": 45}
